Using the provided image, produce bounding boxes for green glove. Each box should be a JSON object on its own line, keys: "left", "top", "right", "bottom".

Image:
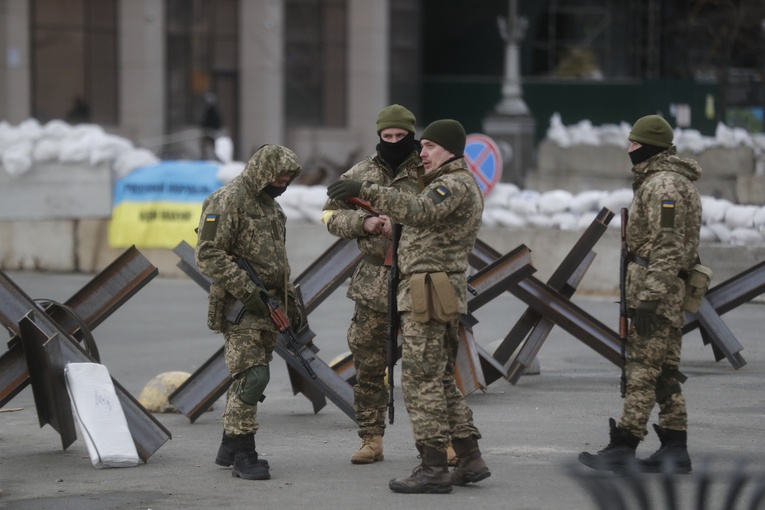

{"left": 243, "top": 289, "right": 274, "bottom": 318}
{"left": 327, "top": 179, "right": 363, "bottom": 200}
{"left": 634, "top": 300, "right": 659, "bottom": 336}
{"left": 288, "top": 301, "right": 304, "bottom": 332}
{"left": 286, "top": 290, "right": 304, "bottom": 331}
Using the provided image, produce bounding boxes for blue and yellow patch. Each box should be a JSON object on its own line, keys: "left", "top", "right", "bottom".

{"left": 427, "top": 185, "right": 451, "bottom": 204}
{"left": 200, "top": 214, "right": 220, "bottom": 241}
{"left": 660, "top": 199, "right": 676, "bottom": 228}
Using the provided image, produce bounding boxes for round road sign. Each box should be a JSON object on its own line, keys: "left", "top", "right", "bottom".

{"left": 464, "top": 133, "right": 502, "bottom": 196}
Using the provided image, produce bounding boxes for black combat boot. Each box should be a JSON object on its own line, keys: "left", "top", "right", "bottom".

{"left": 216, "top": 432, "right": 269, "bottom": 468}
{"left": 389, "top": 445, "right": 452, "bottom": 494}
{"left": 578, "top": 418, "right": 641, "bottom": 472}
{"left": 450, "top": 437, "right": 491, "bottom": 485}
{"left": 639, "top": 424, "right": 692, "bottom": 474}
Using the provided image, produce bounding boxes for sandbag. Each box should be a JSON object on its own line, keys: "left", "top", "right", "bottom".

{"left": 64, "top": 362, "right": 139, "bottom": 468}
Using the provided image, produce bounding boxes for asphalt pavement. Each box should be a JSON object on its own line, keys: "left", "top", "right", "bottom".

{"left": 1, "top": 269, "right": 764, "bottom": 510}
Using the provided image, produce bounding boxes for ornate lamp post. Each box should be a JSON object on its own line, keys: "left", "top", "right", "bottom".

{"left": 483, "top": 0, "right": 536, "bottom": 186}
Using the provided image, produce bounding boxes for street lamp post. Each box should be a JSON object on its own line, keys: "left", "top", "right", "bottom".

{"left": 482, "top": 0, "right": 536, "bottom": 187}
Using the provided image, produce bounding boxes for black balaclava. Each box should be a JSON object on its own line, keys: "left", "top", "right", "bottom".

{"left": 377, "top": 132, "right": 417, "bottom": 172}
{"left": 629, "top": 143, "right": 666, "bottom": 166}
{"left": 262, "top": 184, "right": 288, "bottom": 198}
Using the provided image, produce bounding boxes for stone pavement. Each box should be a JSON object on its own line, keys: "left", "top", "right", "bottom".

{"left": 1, "top": 270, "right": 763, "bottom": 510}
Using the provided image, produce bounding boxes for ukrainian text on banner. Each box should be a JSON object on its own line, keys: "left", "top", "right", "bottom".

{"left": 108, "top": 161, "right": 222, "bottom": 248}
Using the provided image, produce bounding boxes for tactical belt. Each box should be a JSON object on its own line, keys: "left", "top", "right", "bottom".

{"left": 363, "top": 254, "right": 386, "bottom": 267}
{"left": 628, "top": 253, "right": 689, "bottom": 280}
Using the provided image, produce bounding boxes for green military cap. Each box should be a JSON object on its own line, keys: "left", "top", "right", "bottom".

{"left": 421, "top": 119, "right": 466, "bottom": 156}
{"left": 376, "top": 104, "right": 416, "bottom": 134}
{"left": 629, "top": 115, "right": 673, "bottom": 148}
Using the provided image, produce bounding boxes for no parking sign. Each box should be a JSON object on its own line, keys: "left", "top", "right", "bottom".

{"left": 464, "top": 133, "right": 502, "bottom": 196}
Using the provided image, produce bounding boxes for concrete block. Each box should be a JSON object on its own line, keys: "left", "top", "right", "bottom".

{"left": 0, "top": 220, "right": 76, "bottom": 271}
{"left": 735, "top": 175, "right": 765, "bottom": 205}
{"left": 678, "top": 146, "right": 754, "bottom": 177}
{"left": 525, "top": 173, "right": 631, "bottom": 194}
{"left": 0, "top": 162, "right": 113, "bottom": 220}
{"left": 535, "top": 141, "right": 632, "bottom": 177}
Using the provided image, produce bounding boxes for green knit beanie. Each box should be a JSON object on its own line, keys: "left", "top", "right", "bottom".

{"left": 629, "top": 115, "right": 673, "bottom": 148}
{"left": 376, "top": 104, "right": 416, "bottom": 134}
{"left": 420, "top": 119, "right": 466, "bottom": 156}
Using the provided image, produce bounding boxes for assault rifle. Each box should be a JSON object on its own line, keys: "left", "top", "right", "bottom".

{"left": 227, "top": 257, "right": 317, "bottom": 379}
{"left": 344, "top": 197, "right": 398, "bottom": 423}
{"left": 386, "top": 223, "right": 401, "bottom": 424}
{"left": 619, "top": 208, "right": 628, "bottom": 398}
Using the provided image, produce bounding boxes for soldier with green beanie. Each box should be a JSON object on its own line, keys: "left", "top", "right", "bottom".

{"left": 579, "top": 114, "right": 702, "bottom": 474}
{"left": 327, "top": 119, "right": 491, "bottom": 494}
{"left": 196, "top": 144, "right": 303, "bottom": 481}
{"left": 321, "top": 104, "right": 421, "bottom": 464}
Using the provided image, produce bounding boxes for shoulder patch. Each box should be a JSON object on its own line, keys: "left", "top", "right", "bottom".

{"left": 660, "top": 200, "right": 675, "bottom": 229}
{"left": 427, "top": 184, "right": 451, "bottom": 204}
{"left": 200, "top": 213, "right": 219, "bottom": 241}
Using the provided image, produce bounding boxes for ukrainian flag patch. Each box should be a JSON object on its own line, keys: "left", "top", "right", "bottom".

{"left": 200, "top": 214, "right": 220, "bottom": 240}
{"left": 660, "top": 200, "right": 675, "bottom": 228}
{"left": 427, "top": 185, "right": 451, "bottom": 204}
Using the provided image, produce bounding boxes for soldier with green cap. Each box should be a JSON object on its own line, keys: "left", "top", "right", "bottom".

{"left": 579, "top": 114, "right": 702, "bottom": 474}
{"left": 321, "top": 104, "right": 422, "bottom": 464}
{"left": 196, "top": 144, "right": 304, "bottom": 481}
{"left": 327, "top": 118, "right": 490, "bottom": 494}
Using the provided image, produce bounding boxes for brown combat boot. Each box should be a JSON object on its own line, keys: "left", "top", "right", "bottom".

{"left": 446, "top": 443, "right": 459, "bottom": 466}
{"left": 351, "top": 435, "right": 384, "bottom": 464}
{"left": 389, "top": 445, "right": 452, "bottom": 494}
{"left": 450, "top": 437, "right": 491, "bottom": 485}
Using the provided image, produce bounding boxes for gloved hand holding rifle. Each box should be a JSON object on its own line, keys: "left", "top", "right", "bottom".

{"left": 228, "top": 256, "right": 316, "bottom": 380}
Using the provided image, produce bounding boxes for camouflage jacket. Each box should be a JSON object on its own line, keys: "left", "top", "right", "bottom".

{"left": 358, "top": 158, "right": 484, "bottom": 314}
{"left": 627, "top": 146, "right": 702, "bottom": 327}
{"left": 195, "top": 145, "right": 302, "bottom": 332}
{"left": 321, "top": 151, "right": 421, "bottom": 312}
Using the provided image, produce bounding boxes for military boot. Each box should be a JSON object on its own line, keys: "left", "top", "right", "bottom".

{"left": 231, "top": 449, "right": 271, "bottom": 480}
{"left": 351, "top": 435, "right": 384, "bottom": 464}
{"left": 389, "top": 445, "right": 452, "bottom": 494}
{"left": 446, "top": 443, "right": 458, "bottom": 467}
{"left": 450, "top": 437, "right": 491, "bottom": 485}
{"left": 215, "top": 432, "right": 269, "bottom": 468}
{"left": 639, "top": 424, "right": 692, "bottom": 474}
{"left": 578, "top": 418, "right": 640, "bottom": 472}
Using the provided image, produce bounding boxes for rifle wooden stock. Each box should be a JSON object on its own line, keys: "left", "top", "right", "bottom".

{"left": 233, "top": 257, "right": 317, "bottom": 379}
{"left": 619, "top": 208, "right": 628, "bottom": 398}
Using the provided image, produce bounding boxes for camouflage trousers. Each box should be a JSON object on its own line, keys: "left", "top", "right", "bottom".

{"left": 400, "top": 311, "right": 480, "bottom": 451}
{"left": 619, "top": 318, "right": 687, "bottom": 439}
{"left": 221, "top": 317, "right": 277, "bottom": 436}
{"left": 347, "top": 302, "right": 388, "bottom": 438}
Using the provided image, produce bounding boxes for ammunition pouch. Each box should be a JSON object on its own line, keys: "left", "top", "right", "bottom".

{"left": 681, "top": 264, "right": 713, "bottom": 313}
{"left": 409, "top": 272, "right": 458, "bottom": 323}
{"left": 655, "top": 367, "right": 687, "bottom": 401}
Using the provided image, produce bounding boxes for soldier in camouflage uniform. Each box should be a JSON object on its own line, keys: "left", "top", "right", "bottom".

{"left": 327, "top": 119, "right": 491, "bottom": 494}
{"left": 195, "top": 144, "right": 303, "bottom": 481}
{"left": 579, "top": 115, "right": 702, "bottom": 474}
{"left": 321, "top": 105, "right": 421, "bottom": 464}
